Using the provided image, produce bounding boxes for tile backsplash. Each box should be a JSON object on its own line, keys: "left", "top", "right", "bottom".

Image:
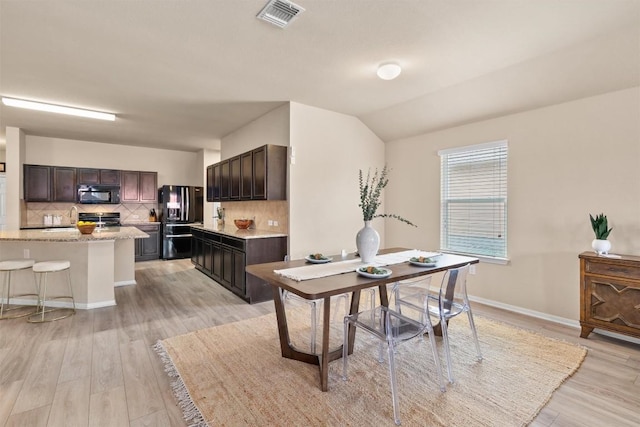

{"left": 219, "top": 200, "right": 288, "bottom": 233}
{"left": 24, "top": 202, "right": 158, "bottom": 227}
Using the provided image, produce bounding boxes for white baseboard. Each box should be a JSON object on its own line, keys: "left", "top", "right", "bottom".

{"left": 2, "top": 298, "right": 116, "bottom": 310}
{"left": 115, "top": 280, "right": 137, "bottom": 287}
{"left": 470, "top": 295, "right": 640, "bottom": 345}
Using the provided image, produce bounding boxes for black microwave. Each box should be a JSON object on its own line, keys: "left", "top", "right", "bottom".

{"left": 77, "top": 185, "right": 121, "bottom": 204}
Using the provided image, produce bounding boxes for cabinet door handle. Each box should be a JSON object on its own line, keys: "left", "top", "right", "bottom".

{"left": 166, "top": 233, "right": 193, "bottom": 238}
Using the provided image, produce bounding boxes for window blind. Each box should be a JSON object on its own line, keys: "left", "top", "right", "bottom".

{"left": 439, "top": 140, "right": 508, "bottom": 259}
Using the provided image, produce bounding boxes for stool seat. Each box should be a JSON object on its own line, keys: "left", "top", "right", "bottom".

{"left": 33, "top": 260, "right": 71, "bottom": 273}
{"left": 0, "top": 259, "right": 36, "bottom": 271}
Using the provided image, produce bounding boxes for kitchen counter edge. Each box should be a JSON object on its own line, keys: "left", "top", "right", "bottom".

{"left": 191, "top": 224, "right": 287, "bottom": 240}
{"left": 0, "top": 226, "right": 149, "bottom": 242}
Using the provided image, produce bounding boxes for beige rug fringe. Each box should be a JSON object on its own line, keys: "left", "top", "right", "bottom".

{"left": 153, "top": 341, "right": 208, "bottom": 427}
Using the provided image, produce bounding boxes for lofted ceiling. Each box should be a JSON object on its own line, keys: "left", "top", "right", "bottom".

{"left": 0, "top": 0, "right": 638, "bottom": 152}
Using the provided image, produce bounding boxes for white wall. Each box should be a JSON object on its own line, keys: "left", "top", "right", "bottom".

{"left": 385, "top": 87, "right": 640, "bottom": 321}
{"left": 24, "top": 135, "right": 207, "bottom": 187}
{"left": 289, "top": 102, "right": 385, "bottom": 259}
{"left": 221, "top": 104, "right": 290, "bottom": 160}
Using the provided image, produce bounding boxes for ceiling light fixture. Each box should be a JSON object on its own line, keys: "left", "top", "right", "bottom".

{"left": 1, "top": 97, "right": 116, "bottom": 121}
{"left": 376, "top": 63, "right": 402, "bottom": 80}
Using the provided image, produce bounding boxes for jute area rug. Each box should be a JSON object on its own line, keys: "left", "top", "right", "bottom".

{"left": 155, "top": 307, "right": 586, "bottom": 427}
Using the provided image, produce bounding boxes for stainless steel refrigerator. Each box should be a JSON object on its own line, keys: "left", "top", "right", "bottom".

{"left": 158, "top": 185, "right": 203, "bottom": 259}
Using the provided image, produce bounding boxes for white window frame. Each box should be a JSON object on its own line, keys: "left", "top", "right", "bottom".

{"left": 438, "top": 140, "right": 509, "bottom": 264}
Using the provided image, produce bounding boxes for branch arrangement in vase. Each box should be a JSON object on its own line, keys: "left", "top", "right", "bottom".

{"left": 359, "top": 165, "right": 417, "bottom": 227}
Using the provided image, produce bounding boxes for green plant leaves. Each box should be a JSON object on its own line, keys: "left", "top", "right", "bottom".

{"left": 589, "top": 213, "right": 612, "bottom": 240}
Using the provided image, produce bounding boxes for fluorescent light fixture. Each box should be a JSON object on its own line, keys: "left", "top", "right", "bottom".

{"left": 376, "top": 63, "right": 402, "bottom": 80}
{"left": 1, "top": 97, "right": 115, "bottom": 121}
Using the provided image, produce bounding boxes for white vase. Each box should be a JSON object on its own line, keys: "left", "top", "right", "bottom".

{"left": 356, "top": 221, "right": 380, "bottom": 263}
{"left": 592, "top": 239, "right": 611, "bottom": 255}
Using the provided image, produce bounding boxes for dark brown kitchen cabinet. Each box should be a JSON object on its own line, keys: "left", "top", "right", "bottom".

{"left": 134, "top": 224, "right": 160, "bottom": 261}
{"left": 24, "top": 165, "right": 52, "bottom": 201}
{"left": 24, "top": 165, "right": 76, "bottom": 202}
{"left": 206, "top": 165, "right": 215, "bottom": 202}
{"left": 220, "top": 160, "right": 230, "bottom": 200}
{"left": 52, "top": 167, "right": 77, "bottom": 202}
{"left": 77, "top": 168, "right": 121, "bottom": 185}
{"left": 122, "top": 171, "right": 157, "bottom": 203}
{"left": 206, "top": 144, "right": 287, "bottom": 202}
{"left": 229, "top": 156, "right": 241, "bottom": 200}
{"left": 252, "top": 145, "right": 287, "bottom": 200}
{"left": 191, "top": 227, "right": 287, "bottom": 303}
{"left": 240, "top": 151, "right": 253, "bottom": 199}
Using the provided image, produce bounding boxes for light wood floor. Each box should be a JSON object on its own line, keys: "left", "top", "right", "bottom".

{"left": 1, "top": 259, "right": 638, "bottom": 426}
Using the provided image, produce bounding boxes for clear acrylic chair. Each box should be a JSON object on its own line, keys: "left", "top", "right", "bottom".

{"left": 342, "top": 280, "right": 446, "bottom": 426}
{"left": 393, "top": 263, "right": 482, "bottom": 384}
{"left": 281, "top": 289, "right": 349, "bottom": 353}
{"left": 431, "top": 263, "right": 482, "bottom": 383}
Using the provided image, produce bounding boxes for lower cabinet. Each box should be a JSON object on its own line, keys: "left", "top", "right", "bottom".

{"left": 134, "top": 224, "right": 161, "bottom": 262}
{"left": 191, "top": 228, "right": 287, "bottom": 303}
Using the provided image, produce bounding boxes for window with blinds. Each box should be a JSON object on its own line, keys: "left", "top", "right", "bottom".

{"left": 439, "top": 140, "right": 508, "bottom": 259}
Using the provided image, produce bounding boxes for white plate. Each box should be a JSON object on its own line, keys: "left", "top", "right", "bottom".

{"left": 409, "top": 259, "right": 437, "bottom": 267}
{"left": 356, "top": 267, "right": 392, "bottom": 279}
{"left": 305, "top": 255, "right": 332, "bottom": 264}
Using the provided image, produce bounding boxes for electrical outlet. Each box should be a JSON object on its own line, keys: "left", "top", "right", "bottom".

{"left": 469, "top": 264, "right": 476, "bottom": 275}
{"left": 268, "top": 220, "right": 273, "bottom": 226}
{"left": 23, "top": 249, "right": 30, "bottom": 259}
{"left": 273, "top": 220, "right": 279, "bottom": 226}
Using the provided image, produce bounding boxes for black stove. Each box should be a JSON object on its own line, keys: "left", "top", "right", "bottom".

{"left": 78, "top": 212, "right": 121, "bottom": 227}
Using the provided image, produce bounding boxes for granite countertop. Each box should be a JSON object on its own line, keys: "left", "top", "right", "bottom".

{"left": 0, "top": 226, "right": 149, "bottom": 242}
{"left": 191, "top": 223, "right": 287, "bottom": 240}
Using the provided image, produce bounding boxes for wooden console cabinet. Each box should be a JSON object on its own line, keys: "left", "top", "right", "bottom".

{"left": 579, "top": 251, "right": 640, "bottom": 339}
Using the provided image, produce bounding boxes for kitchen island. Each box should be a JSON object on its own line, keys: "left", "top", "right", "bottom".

{"left": 0, "top": 226, "right": 148, "bottom": 309}
{"left": 190, "top": 224, "right": 287, "bottom": 303}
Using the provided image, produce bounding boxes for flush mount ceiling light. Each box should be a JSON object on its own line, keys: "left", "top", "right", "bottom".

{"left": 376, "top": 63, "right": 402, "bottom": 80}
{"left": 257, "top": 0, "right": 305, "bottom": 28}
{"left": 1, "top": 97, "right": 116, "bottom": 121}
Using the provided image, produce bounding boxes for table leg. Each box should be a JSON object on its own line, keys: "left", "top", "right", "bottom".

{"left": 320, "top": 297, "right": 331, "bottom": 392}
{"left": 346, "top": 290, "right": 361, "bottom": 355}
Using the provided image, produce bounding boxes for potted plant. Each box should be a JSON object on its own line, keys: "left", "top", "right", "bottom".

{"left": 357, "top": 165, "right": 416, "bottom": 262}
{"left": 589, "top": 213, "right": 612, "bottom": 255}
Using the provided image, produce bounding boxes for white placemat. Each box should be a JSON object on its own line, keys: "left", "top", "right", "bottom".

{"left": 274, "top": 250, "right": 441, "bottom": 281}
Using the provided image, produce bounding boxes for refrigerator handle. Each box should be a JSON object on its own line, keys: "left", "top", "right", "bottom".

{"left": 186, "top": 188, "right": 190, "bottom": 222}
{"left": 181, "top": 187, "right": 186, "bottom": 222}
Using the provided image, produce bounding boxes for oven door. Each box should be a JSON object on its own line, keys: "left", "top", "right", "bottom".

{"left": 162, "top": 224, "right": 193, "bottom": 259}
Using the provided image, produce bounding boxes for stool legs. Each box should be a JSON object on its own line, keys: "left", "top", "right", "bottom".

{"left": 28, "top": 266, "right": 76, "bottom": 323}
{"left": 0, "top": 262, "right": 39, "bottom": 320}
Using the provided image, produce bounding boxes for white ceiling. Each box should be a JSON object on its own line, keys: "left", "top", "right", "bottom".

{"left": 1, "top": 0, "right": 638, "bottom": 152}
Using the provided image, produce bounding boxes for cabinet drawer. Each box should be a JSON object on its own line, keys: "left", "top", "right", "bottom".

{"left": 584, "top": 259, "right": 640, "bottom": 282}
{"left": 221, "top": 236, "right": 245, "bottom": 251}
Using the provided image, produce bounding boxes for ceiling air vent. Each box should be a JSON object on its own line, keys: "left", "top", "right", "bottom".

{"left": 257, "top": 0, "right": 305, "bottom": 28}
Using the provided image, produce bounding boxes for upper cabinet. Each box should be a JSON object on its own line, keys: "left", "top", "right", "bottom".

{"left": 24, "top": 164, "right": 156, "bottom": 203}
{"left": 52, "top": 167, "right": 77, "bottom": 202}
{"left": 77, "top": 168, "right": 121, "bottom": 185}
{"left": 24, "top": 165, "right": 52, "bottom": 202}
{"left": 207, "top": 144, "right": 287, "bottom": 202}
{"left": 122, "top": 170, "right": 157, "bottom": 203}
{"left": 24, "top": 165, "right": 76, "bottom": 202}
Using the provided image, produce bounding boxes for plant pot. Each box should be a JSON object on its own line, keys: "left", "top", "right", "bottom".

{"left": 356, "top": 221, "right": 380, "bottom": 263}
{"left": 592, "top": 239, "right": 611, "bottom": 255}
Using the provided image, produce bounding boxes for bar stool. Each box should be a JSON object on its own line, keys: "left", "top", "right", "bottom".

{"left": 0, "top": 259, "right": 38, "bottom": 319}
{"left": 27, "top": 260, "right": 76, "bottom": 323}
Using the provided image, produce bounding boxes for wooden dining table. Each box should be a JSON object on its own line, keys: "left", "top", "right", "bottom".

{"left": 245, "top": 247, "right": 479, "bottom": 391}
